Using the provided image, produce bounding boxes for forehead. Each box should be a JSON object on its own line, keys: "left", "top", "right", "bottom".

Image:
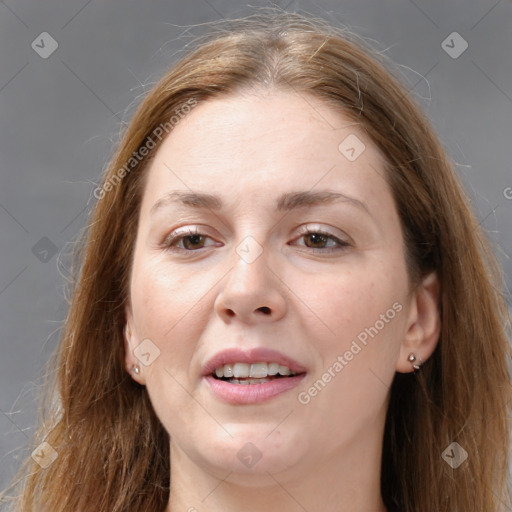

{"left": 140, "top": 90, "right": 391, "bottom": 214}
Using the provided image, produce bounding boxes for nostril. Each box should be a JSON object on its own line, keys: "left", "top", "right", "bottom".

{"left": 258, "top": 306, "right": 271, "bottom": 314}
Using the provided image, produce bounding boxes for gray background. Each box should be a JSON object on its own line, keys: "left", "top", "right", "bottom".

{"left": 1, "top": 0, "right": 511, "bottom": 495}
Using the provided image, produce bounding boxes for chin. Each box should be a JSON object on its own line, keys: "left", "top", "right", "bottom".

{"left": 192, "top": 430, "right": 310, "bottom": 480}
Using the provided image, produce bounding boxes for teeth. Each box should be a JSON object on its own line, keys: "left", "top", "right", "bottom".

{"left": 233, "top": 363, "right": 250, "bottom": 378}
{"left": 249, "top": 362, "right": 268, "bottom": 378}
{"left": 223, "top": 363, "right": 233, "bottom": 378}
{"left": 278, "top": 365, "right": 291, "bottom": 376}
{"left": 228, "top": 378, "right": 272, "bottom": 385}
{"left": 213, "top": 362, "right": 296, "bottom": 379}
{"left": 268, "top": 362, "right": 280, "bottom": 376}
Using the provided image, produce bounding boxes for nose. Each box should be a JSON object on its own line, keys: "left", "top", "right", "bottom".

{"left": 214, "top": 240, "right": 287, "bottom": 325}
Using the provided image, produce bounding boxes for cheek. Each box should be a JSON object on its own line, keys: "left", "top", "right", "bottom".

{"left": 292, "top": 259, "right": 407, "bottom": 427}
{"left": 290, "top": 259, "right": 407, "bottom": 350}
{"left": 129, "top": 259, "right": 209, "bottom": 378}
{"left": 131, "top": 256, "right": 208, "bottom": 334}
{"left": 129, "top": 262, "right": 211, "bottom": 433}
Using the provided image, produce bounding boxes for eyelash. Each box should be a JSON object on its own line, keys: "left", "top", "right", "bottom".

{"left": 161, "top": 226, "right": 350, "bottom": 254}
{"left": 292, "top": 226, "right": 350, "bottom": 254}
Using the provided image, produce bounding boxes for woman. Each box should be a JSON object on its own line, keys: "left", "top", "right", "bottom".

{"left": 2, "top": 9, "right": 510, "bottom": 512}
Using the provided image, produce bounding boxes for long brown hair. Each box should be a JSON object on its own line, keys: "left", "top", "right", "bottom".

{"left": 2, "top": 8, "right": 510, "bottom": 511}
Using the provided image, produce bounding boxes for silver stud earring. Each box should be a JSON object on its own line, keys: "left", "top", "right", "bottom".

{"left": 132, "top": 364, "right": 140, "bottom": 375}
{"left": 407, "top": 353, "right": 422, "bottom": 371}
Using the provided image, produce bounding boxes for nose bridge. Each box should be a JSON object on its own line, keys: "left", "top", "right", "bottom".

{"left": 214, "top": 231, "right": 287, "bottom": 323}
{"left": 227, "top": 207, "right": 273, "bottom": 278}
{"left": 228, "top": 233, "right": 271, "bottom": 292}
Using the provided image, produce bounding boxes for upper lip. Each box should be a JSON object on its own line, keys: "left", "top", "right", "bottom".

{"left": 201, "top": 347, "right": 308, "bottom": 377}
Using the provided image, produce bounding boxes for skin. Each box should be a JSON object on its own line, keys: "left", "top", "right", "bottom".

{"left": 124, "top": 89, "right": 440, "bottom": 512}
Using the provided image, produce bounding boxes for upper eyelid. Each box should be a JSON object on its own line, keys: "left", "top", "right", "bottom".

{"left": 167, "top": 225, "right": 345, "bottom": 240}
{"left": 163, "top": 225, "right": 350, "bottom": 250}
{"left": 295, "top": 224, "right": 347, "bottom": 237}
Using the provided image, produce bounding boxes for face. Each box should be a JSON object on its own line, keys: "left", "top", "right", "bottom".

{"left": 125, "top": 89, "right": 415, "bottom": 483}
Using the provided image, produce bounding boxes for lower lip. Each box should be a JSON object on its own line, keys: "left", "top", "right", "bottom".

{"left": 204, "top": 374, "right": 306, "bottom": 404}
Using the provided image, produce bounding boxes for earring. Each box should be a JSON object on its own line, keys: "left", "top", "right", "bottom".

{"left": 407, "top": 353, "right": 422, "bottom": 371}
{"left": 132, "top": 364, "right": 140, "bottom": 375}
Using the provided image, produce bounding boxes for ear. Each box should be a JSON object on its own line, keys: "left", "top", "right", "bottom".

{"left": 396, "top": 271, "right": 441, "bottom": 373}
{"left": 124, "top": 303, "right": 146, "bottom": 385}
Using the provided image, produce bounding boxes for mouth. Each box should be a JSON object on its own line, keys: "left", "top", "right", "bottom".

{"left": 211, "top": 361, "right": 302, "bottom": 385}
{"left": 202, "top": 348, "right": 307, "bottom": 404}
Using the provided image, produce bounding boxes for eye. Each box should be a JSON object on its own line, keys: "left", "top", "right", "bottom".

{"left": 162, "top": 227, "right": 219, "bottom": 252}
{"left": 161, "top": 225, "right": 350, "bottom": 254}
{"left": 291, "top": 226, "right": 350, "bottom": 253}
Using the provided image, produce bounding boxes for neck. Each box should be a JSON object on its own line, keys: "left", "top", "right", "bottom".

{"left": 164, "top": 418, "right": 387, "bottom": 512}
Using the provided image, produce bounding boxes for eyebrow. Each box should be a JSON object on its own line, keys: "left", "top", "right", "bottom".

{"left": 150, "top": 189, "right": 369, "bottom": 216}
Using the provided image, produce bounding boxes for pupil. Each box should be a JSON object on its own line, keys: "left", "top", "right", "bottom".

{"left": 307, "top": 233, "right": 326, "bottom": 248}
{"left": 184, "top": 235, "right": 203, "bottom": 249}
